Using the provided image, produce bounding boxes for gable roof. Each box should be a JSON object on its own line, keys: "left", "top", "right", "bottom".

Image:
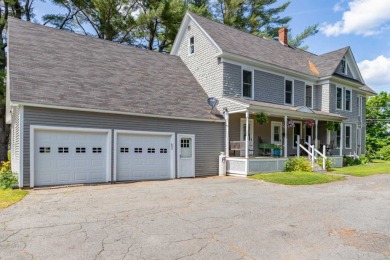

{"left": 7, "top": 18, "right": 222, "bottom": 121}
{"left": 182, "top": 12, "right": 376, "bottom": 94}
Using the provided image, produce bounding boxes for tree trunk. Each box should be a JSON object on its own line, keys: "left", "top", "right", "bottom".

{"left": 0, "top": 105, "right": 10, "bottom": 162}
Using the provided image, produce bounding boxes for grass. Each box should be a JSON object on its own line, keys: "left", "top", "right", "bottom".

{"left": 249, "top": 171, "right": 345, "bottom": 185}
{"left": 332, "top": 160, "right": 390, "bottom": 177}
{"left": 0, "top": 189, "right": 28, "bottom": 210}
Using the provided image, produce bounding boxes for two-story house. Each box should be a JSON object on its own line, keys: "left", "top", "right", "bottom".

{"left": 171, "top": 12, "right": 376, "bottom": 175}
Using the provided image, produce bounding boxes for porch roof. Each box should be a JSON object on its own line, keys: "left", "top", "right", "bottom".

{"left": 223, "top": 97, "right": 346, "bottom": 121}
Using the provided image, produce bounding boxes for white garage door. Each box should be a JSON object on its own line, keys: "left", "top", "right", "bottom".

{"left": 34, "top": 129, "right": 109, "bottom": 186}
{"left": 116, "top": 132, "right": 173, "bottom": 181}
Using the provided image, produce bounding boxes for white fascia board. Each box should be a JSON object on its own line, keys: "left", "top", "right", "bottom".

{"left": 171, "top": 12, "right": 222, "bottom": 55}
{"left": 218, "top": 51, "right": 319, "bottom": 82}
{"left": 345, "top": 48, "right": 365, "bottom": 84}
{"left": 13, "top": 102, "right": 225, "bottom": 123}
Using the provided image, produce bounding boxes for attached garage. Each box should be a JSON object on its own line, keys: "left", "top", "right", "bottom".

{"left": 115, "top": 131, "right": 175, "bottom": 181}
{"left": 31, "top": 126, "right": 111, "bottom": 187}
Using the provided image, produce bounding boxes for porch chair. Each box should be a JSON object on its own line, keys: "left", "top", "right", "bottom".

{"left": 326, "top": 140, "right": 334, "bottom": 156}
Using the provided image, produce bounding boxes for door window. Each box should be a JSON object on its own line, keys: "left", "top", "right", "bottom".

{"left": 181, "top": 138, "right": 192, "bottom": 158}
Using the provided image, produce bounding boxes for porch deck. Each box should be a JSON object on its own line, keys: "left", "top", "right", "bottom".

{"left": 226, "top": 156, "right": 343, "bottom": 177}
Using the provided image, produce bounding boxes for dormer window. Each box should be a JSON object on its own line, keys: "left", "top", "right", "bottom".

{"left": 189, "top": 36, "right": 194, "bottom": 55}
{"left": 341, "top": 57, "right": 348, "bottom": 74}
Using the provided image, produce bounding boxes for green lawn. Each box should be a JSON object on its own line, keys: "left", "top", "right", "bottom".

{"left": 0, "top": 189, "right": 28, "bottom": 210}
{"left": 249, "top": 171, "right": 345, "bottom": 185}
{"left": 332, "top": 160, "right": 390, "bottom": 177}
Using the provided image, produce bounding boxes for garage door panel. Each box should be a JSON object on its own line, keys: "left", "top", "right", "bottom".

{"left": 34, "top": 129, "right": 109, "bottom": 186}
{"left": 116, "top": 133, "right": 172, "bottom": 181}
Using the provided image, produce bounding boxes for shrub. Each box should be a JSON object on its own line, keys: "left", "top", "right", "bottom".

{"left": 285, "top": 157, "right": 312, "bottom": 172}
{"left": 317, "top": 158, "right": 333, "bottom": 171}
{"left": 343, "top": 156, "right": 362, "bottom": 166}
{"left": 358, "top": 155, "right": 369, "bottom": 165}
{"left": 0, "top": 161, "right": 18, "bottom": 189}
{"left": 378, "top": 146, "right": 390, "bottom": 161}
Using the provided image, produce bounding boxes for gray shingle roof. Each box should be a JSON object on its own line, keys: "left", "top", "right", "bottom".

{"left": 189, "top": 12, "right": 375, "bottom": 96}
{"left": 8, "top": 18, "right": 221, "bottom": 121}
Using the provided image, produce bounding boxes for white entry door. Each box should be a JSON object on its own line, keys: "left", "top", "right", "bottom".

{"left": 240, "top": 118, "right": 254, "bottom": 156}
{"left": 271, "top": 121, "right": 283, "bottom": 145}
{"left": 177, "top": 134, "right": 195, "bottom": 178}
{"left": 116, "top": 131, "right": 174, "bottom": 181}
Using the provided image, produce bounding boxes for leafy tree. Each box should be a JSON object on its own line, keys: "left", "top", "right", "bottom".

{"left": 366, "top": 91, "right": 390, "bottom": 156}
{"left": 212, "top": 0, "right": 317, "bottom": 49}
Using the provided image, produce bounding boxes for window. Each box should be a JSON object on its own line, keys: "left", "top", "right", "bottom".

{"left": 305, "top": 85, "right": 313, "bottom": 108}
{"left": 242, "top": 70, "right": 252, "bottom": 98}
{"left": 181, "top": 138, "right": 190, "bottom": 148}
{"left": 345, "top": 125, "right": 351, "bottom": 148}
{"left": 58, "top": 147, "right": 69, "bottom": 153}
{"left": 336, "top": 129, "right": 341, "bottom": 148}
{"left": 76, "top": 147, "right": 86, "bottom": 153}
{"left": 341, "top": 57, "right": 347, "bottom": 74}
{"left": 336, "top": 87, "right": 343, "bottom": 110}
{"left": 345, "top": 89, "right": 351, "bottom": 111}
{"left": 160, "top": 148, "right": 168, "bottom": 154}
{"left": 285, "top": 80, "right": 293, "bottom": 105}
{"left": 147, "top": 148, "right": 155, "bottom": 153}
{"left": 39, "top": 147, "right": 51, "bottom": 153}
{"left": 120, "top": 147, "right": 129, "bottom": 153}
{"left": 92, "top": 147, "right": 102, "bottom": 153}
{"left": 134, "top": 148, "right": 142, "bottom": 153}
{"left": 293, "top": 122, "right": 301, "bottom": 148}
{"left": 189, "top": 36, "right": 194, "bottom": 54}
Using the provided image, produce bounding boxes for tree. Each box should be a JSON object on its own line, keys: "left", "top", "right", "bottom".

{"left": 212, "top": 0, "right": 318, "bottom": 49}
{"left": 366, "top": 91, "right": 390, "bottom": 156}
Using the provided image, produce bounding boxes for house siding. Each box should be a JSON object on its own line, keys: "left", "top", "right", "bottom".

{"left": 253, "top": 70, "right": 285, "bottom": 104}
{"left": 177, "top": 19, "right": 223, "bottom": 98}
{"left": 22, "top": 107, "right": 225, "bottom": 187}
{"left": 294, "top": 80, "right": 305, "bottom": 106}
{"left": 223, "top": 62, "right": 241, "bottom": 97}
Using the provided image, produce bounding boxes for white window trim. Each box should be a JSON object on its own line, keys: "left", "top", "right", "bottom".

{"left": 342, "top": 57, "right": 348, "bottom": 74}
{"left": 241, "top": 67, "right": 254, "bottom": 100}
{"left": 345, "top": 124, "right": 352, "bottom": 149}
{"left": 345, "top": 87, "right": 352, "bottom": 112}
{"left": 284, "top": 78, "right": 294, "bottom": 106}
{"left": 188, "top": 36, "right": 194, "bottom": 56}
{"left": 305, "top": 84, "right": 313, "bottom": 108}
{"left": 336, "top": 86, "right": 343, "bottom": 111}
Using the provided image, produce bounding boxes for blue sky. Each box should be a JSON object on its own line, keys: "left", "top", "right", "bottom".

{"left": 33, "top": 0, "right": 390, "bottom": 93}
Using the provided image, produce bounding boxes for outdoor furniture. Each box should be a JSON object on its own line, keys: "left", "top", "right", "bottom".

{"left": 258, "top": 143, "right": 283, "bottom": 157}
{"left": 326, "top": 140, "right": 334, "bottom": 156}
{"left": 230, "top": 141, "right": 254, "bottom": 156}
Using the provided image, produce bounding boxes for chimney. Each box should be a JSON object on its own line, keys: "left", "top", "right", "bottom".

{"left": 278, "top": 28, "right": 288, "bottom": 46}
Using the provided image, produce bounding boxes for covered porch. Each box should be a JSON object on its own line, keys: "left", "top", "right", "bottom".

{"left": 223, "top": 102, "right": 345, "bottom": 176}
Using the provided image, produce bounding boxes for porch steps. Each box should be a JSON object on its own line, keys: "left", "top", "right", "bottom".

{"left": 313, "top": 163, "right": 327, "bottom": 174}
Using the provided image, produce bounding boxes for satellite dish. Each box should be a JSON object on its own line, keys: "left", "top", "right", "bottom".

{"left": 207, "top": 97, "right": 219, "bottom": 108}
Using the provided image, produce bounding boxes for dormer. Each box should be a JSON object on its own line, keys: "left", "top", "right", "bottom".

{"left": 334, "top": 49, "right": 364, "bottom": 84}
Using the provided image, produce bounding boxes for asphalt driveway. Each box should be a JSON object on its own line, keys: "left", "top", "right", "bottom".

{"left": 1, "top": 175, "right": 390, "bottom": 259}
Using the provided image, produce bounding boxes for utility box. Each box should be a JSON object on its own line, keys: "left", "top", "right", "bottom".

{"left": 219, "top": 152, "right": 226, "bottom": 176}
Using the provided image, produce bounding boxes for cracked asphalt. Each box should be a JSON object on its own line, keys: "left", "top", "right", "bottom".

{"left": 1, "top": 175, "right": 390, "bottom": 260}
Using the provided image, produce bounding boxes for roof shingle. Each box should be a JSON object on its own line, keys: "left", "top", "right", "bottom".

{"left": 8, "top": 18, "right": 221, "bottom": 121}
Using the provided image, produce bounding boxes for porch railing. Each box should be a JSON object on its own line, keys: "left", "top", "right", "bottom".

{"left": 296, "top": 135, "right": 327, "bottom": 170}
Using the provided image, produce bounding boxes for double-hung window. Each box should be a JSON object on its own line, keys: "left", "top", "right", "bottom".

{"left": 242, "top": 69, "right": 253, "bottom": 98}
{"left": 345, "top": 89, "right": 351, "bottom": 111}
{"left": 189, "top": 36, "right": 194, "bottom": 54}
{"left": 305, "top": 85, "right": 313, "bottom": 108}
{"left": 345, "top": 125, "right": 351, "bottom": 149}
{"left": 285, "top": 80, "right": 293, "bottom": 105}
{"left": 336, "top": 128, "right": 341, "bottom": 148}
{"left": 336, "top": 87, "right": 343, "bottom": 110}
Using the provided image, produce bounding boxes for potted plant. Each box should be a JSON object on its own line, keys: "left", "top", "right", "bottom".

{"left": 327, "top": 121, "right": 341, "bottom": 131}
{"left": 255, "top": 112, "right": 268, "bottom": 125}
{"left": 304, "top": 120, "right": 315, "bottom": 127}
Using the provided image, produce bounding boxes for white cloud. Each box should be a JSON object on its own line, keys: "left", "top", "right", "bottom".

{"left": 358, "top": 55, "right": 390, "bottom": 93}
{"left": 321, "top": 0, "right": 390, "bottom": 36}
{"left": 333, "top": 0, "right": 346, "bottom": 12}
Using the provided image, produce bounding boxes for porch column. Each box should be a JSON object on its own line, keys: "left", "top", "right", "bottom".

{"left": 224, "top": 109, "right": 229, "bottom": 157}
{"left": 340, "top": 122, "right": 344, "bottom": 156}
{"left": 245, "top": 110, "right": 249, "bottom": 158}
{"left": 284, "top": 115, "right": 288, "bottom": 158}
{"left": 315, "top": 119, "right": 318, "bottom": 150}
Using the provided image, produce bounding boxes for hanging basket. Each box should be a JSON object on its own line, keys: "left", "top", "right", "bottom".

{"left": 304, "top": 120, "right": 315, "bottom": 127}
{"left": 287, "top": 119, "right": 295, "bottom": 128}
{"left": 255, "top": 112, "right": 268, "bottom": 125}
{"left": 327, "top": 121, "right": 341, "bottom": 131}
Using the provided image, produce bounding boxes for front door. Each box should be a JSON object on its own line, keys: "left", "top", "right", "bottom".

{"left": 177, "top": 134, "right": 195, "bottom": 178}
{"left": 240, "top": 118, "right": 254, "bottom": 156}
{"left": 271, "top": 122, "right": 283, "bottom": 145}
{"left": 293, "top": 122, "right": 302, "bottom": 148}
{"left": 305, "top": 125, "right": 313, "bottom": 145}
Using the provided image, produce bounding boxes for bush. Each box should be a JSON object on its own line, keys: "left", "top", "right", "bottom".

{"left": 378, "top": 146, "right": 390, "bottom": 161}
{"left": 359, "top": 155, "right": 369, "bottom": 165}
{"left": 317, "top": 158, "right": 333, "bottom": 171}
{"left": 285, "top": 157, "right": 312, "bottom": 172}
{"left": 0, "top": 161, "right": 18, "bottom": 189}
{"left": 343, "top": 156, "right": 362, "bottom": 166}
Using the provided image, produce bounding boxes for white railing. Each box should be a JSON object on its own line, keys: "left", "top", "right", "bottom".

{"left": 296, "top": 135, "right": 327, "bottom": 170}
{"left": 313, "top": 145, "right": 327, "bottom": 170}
